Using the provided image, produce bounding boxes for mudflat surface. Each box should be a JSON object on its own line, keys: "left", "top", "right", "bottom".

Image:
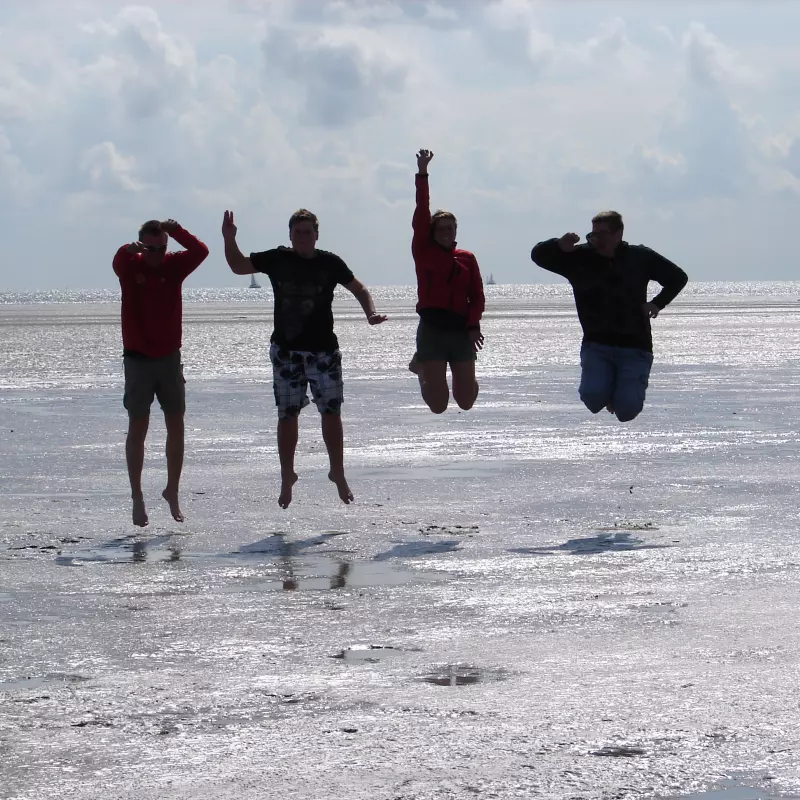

{"left": 3, "top": 285, "right": 800, "bottom": 799}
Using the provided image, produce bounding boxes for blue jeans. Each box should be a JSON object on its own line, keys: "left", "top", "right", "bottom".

{"left": 579, "top": 342, "right": 654, "bottom": 422}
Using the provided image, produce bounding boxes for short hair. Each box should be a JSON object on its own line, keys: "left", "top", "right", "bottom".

{"left": 138, "top": 219, "right": 163, "bottom": 239}
{"left": 591, "top": 210, "right": 624, "bottom": 234}
{"left": 431, "top": 209, "right": 457, "bottom": 238}
{"left": 288, "top": 209, "right": 319, "bottom": 233}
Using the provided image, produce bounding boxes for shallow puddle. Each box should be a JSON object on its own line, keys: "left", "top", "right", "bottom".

{"left": 223, "top": 557, "right": 431, "bottom": 593}
{"left": 665, "top": 790, "right": 799, "bottom": 799}
{"left": 331, "top": 645, "right": 401, "bottom": 664}
{"left": 421, "top": 664, "right": 508, "bottom": 687}
{"left": 662, "top": 776, "right": 800, "bottom": 799}
{"left": 54, "top": 532, "right": 434, "bottom": 591}
{"left": 55, "top": 532, "right": 355, "bottom": 567}
{"left": 55, "top": 534, "right": 182, "bottom": 566}
{"left": 0, "top": 673, "right": 89, "bottom": 692}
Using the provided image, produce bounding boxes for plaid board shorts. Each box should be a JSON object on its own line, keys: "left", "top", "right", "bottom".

{"left": 269, "top": 344, "right": 344, "bottom": 419}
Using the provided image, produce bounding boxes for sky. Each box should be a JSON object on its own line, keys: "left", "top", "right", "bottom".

{"left": 1, "top": 0, "right": 799, "bottom": 290}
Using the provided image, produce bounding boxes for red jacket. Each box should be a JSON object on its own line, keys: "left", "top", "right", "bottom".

{"left": 412, "top": 173, "right": 485, "bottom": 329}
{"left": 113, "top": 226, "right": 209, "bottom": 358}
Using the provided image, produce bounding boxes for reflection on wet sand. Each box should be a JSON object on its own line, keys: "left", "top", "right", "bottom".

{"left": 422, "top": 664, "right": 507, "bottom": 687}
{"left": 131, "top": 539, "right": 182, "bottom": 564}
{"left": 54, "top": 531, "right": 435, "bottom": 591}
{"left": 276, "top": 535, "right": 351, "bottom": 591}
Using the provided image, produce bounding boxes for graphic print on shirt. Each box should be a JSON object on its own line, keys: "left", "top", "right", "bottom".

{"left": 277, "top": 277, "right": 326, "bottom": 343}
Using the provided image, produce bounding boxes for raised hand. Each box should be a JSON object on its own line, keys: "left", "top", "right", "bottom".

{"left": 160, "top": 219, "right": 180, "bottom": 234}
{"left": 222, "top": 210, "right": 237, "bottom": 239}
{"left": 125, "top": 241, "right": 144, "bottom": 254}
{"left": 416, "top": 149, "right": 434, "bottom": 174}
{"left": 558, "top": 232, "right": 581, "bottom": 253}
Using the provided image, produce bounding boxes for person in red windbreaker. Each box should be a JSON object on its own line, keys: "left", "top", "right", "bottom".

{"left": 409, "top": 149, "right": 485, "bottom": 414}
{"left": 113, "top": 219, "right": 209, "bottom": 527}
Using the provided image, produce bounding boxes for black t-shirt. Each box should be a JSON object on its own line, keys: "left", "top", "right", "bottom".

{"left": 250, "top": 247, "right": 355, "bottom": 352}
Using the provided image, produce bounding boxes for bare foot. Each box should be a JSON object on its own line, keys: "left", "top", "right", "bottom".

{"left": 132, "top": 496, "right": 149, "bottom": 527}
{"left": 328, "top": 471, "right": 354, "bottom": 504}
{"left": 161, "top": 488, "right": 185, "bottom": 522}
{"left": 606, "top": 404, "right": 616, "bottom": 415}
{"left": 278, "top": 472, "right": 299, "bottom": 509}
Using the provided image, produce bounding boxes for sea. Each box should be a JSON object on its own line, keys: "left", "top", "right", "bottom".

{"left": 2, "top": 282, "right": 800, "bottom": 799}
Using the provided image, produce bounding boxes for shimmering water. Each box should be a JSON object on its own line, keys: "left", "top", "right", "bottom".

{"left": 3, "top": 283, "right": 800, "bottom": 799}
{"left": 3, "top": 282, "right": 800, "bottom": 392}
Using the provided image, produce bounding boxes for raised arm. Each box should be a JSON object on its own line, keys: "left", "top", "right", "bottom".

{"left": 221, "top": 210, "right": 254, "bottom": 275}
{"left": 112, "top": 242, "right": 142, "bottom": 278}
{"left": 161, "top": 219, "right": 209, "bottom": 279}
{"left": 530, "top": 233, "right": 581, "bottom": 278}
{"left": 646, "top": 248, "right": 688, "bottom": 310}
{"left": 412, "top": 149, "right": 434, "bottom": 253}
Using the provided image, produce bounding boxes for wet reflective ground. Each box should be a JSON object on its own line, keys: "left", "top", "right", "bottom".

{"left": 3, "top": 286, "right": 800, "bottom": 799}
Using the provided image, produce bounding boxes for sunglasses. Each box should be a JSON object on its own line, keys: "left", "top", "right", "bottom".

{"left": 143, "top": 244, "right": 167, "bottom": 253}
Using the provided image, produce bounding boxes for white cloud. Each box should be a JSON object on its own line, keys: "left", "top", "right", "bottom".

{"left": 683, "top": 21, "right": 762, "bottom": 87}
{"left": 482, "top": 0, "right": 554, "bottom": 69}
{"left": 262, "top": 23, "right": 408, "bottom": 127}
{"left": 80, "top": 141, "right": 143, "bottom": 192}
{"left": 82, "top": 5, "right": 198, "bottom": 120}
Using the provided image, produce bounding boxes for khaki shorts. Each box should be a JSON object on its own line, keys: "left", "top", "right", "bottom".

{"left": 123, "top": 351, "right": 186, "bottom": 418}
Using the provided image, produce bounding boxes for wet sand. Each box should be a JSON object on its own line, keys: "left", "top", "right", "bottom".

{"left": 3, "top": 287, "right": 800, "bottom": 799}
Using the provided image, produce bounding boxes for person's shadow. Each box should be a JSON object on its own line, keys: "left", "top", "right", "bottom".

{"left": 508, "top": 531, "right": 670, "bottom": 556}
{"left": 238, "top": 532, "right": 347, "bottom": 557}
{"left": 373, "top": 539, "right": 461, "bottom": 561}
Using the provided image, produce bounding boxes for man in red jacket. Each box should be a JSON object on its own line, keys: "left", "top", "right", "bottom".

{"left": 113, "top": 219, "right": 209, "bottom": 526}
{"left": 409, "top": 149, "right": 485, "bottom": 414}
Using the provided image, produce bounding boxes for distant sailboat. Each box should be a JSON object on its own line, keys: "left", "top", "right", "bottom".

{"left": 486, "top": 273, "right": 496, "bottom": 285}
{"left": 249, "top": 274, "right": 261, "bottom": 289}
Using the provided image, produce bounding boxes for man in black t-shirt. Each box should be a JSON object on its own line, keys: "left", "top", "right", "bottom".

{"left": 222, "top": 208, "right": 387, "bottom": 508}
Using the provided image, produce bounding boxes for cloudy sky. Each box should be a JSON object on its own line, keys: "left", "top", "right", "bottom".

{"left": 2, "top": 0, "right": 799, "bottom": 290}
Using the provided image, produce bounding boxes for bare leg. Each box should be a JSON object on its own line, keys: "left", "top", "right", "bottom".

{"left": 126, "top": 415, "right": 150, "bottom": 527}
{"left": 162, "top": 412, "right": 185, "bottom": 522}
{"left": 321, "top": 412, "right": 353, "bottom": 504}
{"left": 417, "top": 359, "right": 449, "bottom": 414}
{"left": 451, "top": 360, "right": 479, "bottom": 410}
{"left": 277, "top": 416, "right": 300, "bottom": 509}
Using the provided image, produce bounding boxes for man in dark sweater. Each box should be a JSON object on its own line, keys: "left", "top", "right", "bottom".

{"left": 113, "top": 219, "right": 209, "bottom": 526}
{"left": 531, "top": 211, "right": 688, "bottom": 422}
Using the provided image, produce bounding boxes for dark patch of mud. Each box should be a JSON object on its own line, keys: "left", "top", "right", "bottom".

{"left": 421, "top": 664, "right": 508, "bottom": 687}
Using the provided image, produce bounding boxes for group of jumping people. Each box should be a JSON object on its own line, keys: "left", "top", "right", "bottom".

{"left": 113, "top": 149, "right": 689, "bottom": 526}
